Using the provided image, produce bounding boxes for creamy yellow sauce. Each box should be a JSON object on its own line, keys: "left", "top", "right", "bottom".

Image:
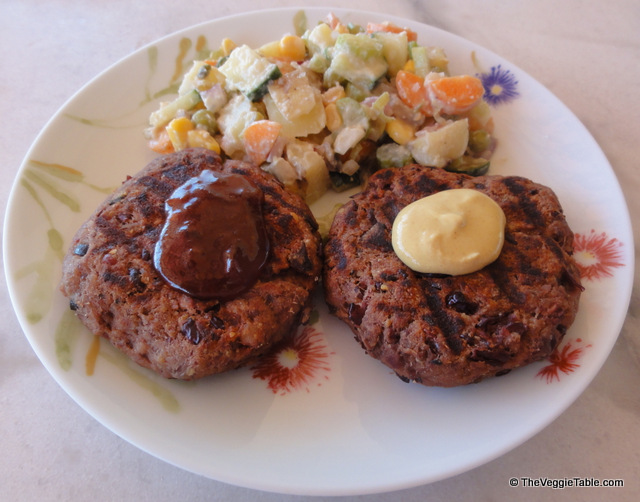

{"left": 392, "top": 188, "right": 506, "bottom": 275}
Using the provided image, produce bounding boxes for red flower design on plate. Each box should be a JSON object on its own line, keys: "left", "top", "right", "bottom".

{"left": 573, "top": 230, "right": 624, "bottom": 280}
{"left": 536, "top": 338, "right": 592, "bottom": 383}
{"left": 251, "top": 326, "right": 334, "bottom": 395}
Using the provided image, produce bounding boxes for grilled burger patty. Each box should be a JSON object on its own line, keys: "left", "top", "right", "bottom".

{"left": 60, "top": 148, "right": 323, "bottom": 380}
{"left": 323, "top": 165, "right": 583, "bottom": 387}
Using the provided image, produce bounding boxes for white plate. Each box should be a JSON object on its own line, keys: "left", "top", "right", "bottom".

{"left": 3, "top": 7, "right": 634, "bottom": 496}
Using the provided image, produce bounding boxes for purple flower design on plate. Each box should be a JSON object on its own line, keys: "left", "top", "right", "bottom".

{"left": 478, "top": 65, "right": 519, "bottom": 106}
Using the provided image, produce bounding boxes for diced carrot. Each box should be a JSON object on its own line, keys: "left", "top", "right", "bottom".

{"left": 243, "top": 120, "right": 282, "bottom": 165}
{"left": 326, "top": 13, "right": 341, "bottom": 29}
{"left": 326, "top": 13, "right": 348, "bottom": 33}
{"left": 148, "top": 129, "right": 174, "bottom": 154}
{"left": 395, "top": 70, "right": 432, "bottom": 115}
{"left": 366, "top": 21, "right": 418, "bottom": 42}
{"left": 426, "top": 75, "right": 485, "bottom": 115}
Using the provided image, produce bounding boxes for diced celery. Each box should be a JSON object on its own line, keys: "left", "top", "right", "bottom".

{"left": 335, "top": 97, "right": 368, "bottom": 129}
{"left": 410, "top": 45, "right": 431, "bottom": 77}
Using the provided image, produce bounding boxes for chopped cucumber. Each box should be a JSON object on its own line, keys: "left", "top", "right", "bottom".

{"left": 149, "top": 89, "right": 202, "bottom": 128}
{"left": 327, "top": 33, "right": 388, "bottom": 89}
{"left": 329, "top": 171, "right": 360, "bottom": 192}
{"left": 373, "top": 32, "right": 409, "bottom": 77}
{"left": 445, "top": 156, "right": 490, "bottom": 176}
{"left": 219, "top": 45, "right": 282, "bottom": 101}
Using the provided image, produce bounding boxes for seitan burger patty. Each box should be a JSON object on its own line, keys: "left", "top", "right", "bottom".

{"left": 60, "top": 148, "right": 323, "bottom": 380}
{"left": 323, "top": 165, "right": 583, "bottom": 387}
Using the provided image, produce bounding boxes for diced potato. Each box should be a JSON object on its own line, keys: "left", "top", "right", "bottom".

{"left": 285, "top": 140, "right": 330, "bottom": 202}
{"left": 264, "top": 93, "right": 326, "bottom": 138}
{"left": 333, "top": 125, "right": 366, "bottom": 155}
{"left": 217, "top": 94, "right": 264, "bottom": 156}
{"left": 408, "top": 119, "right": 469, "bottom": 168}
{"left": 304, "top": 22, "right": 336, "bottom": 54}
{"left": 262, "top": 157, "right": 298, "bottom": 186}
{"left": 267, "top": 69, "right": 317, "bottom": 120}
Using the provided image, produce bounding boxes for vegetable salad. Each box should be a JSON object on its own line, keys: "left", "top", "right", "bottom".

{"left": 145, "top": 13, "right": 496, "bottom": 202}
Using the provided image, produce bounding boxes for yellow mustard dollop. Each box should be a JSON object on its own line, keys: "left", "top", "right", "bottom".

{"left": 391, "top": 188, "right": 506, "bottom": 275}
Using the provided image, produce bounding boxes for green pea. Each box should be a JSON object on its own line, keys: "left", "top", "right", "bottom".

{"left": 469, "top": 130, "right": 491, "bottom": 153}
{"left": 191, "top": 109, "right": 217, "bottom": 134}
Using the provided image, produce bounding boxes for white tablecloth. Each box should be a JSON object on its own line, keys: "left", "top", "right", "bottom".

{"left": 2, "top": 1, "right": 638, "bottom": 500}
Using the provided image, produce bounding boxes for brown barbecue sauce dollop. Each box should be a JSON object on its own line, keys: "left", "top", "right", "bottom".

{"left": 154, "top": 170, "right": 269, "bottom": 300}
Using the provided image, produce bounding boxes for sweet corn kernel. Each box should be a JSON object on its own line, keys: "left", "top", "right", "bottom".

{"left": 166, "top": 117, "right": 194, "bottom": 151}
{"left": 220, "top": 38, "right": 236, "bottom": 57}
{"left": 324, "top": 103, "right": 343, "bottom": 132}
{"left": 402, "top": 59, "right": 415, "bottom": 72}
{"left": 187, "top": 129, "right": 221, "bottom": 153}
{"left": 279, "top": 35, "right": 306, "bottom": 61}
{"left": 257, "top": 40, "right": 281, "bottom": 59}
{"left": 322, "top": 85, "right": 346, "bottom": 105}
{"left": 385, "top": 118, "right": 415, "bottom": 145}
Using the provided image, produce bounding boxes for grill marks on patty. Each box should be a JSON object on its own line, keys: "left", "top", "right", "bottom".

{"left": 60, "top": 148, "right": 323, "bottom": 380}
{"left": 323, "top": 165, "right": 582, "bottom": 387}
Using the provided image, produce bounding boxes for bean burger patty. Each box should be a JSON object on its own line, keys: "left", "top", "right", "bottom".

{"left": 323, "top": 165, "right": 583, "bottom": 387}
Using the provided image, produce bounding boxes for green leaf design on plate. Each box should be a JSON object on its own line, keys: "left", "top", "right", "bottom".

{"left": 23, "top": 168, "right": 81, "bottom": 213}
{"left": 55, "top": 309, "right": 83, "bottom": 371}
{"left": 100, "top": 349, "right": 181, "bottom": 413}
{"left": 16, "top": 160, "right": 113, "bottom": 324}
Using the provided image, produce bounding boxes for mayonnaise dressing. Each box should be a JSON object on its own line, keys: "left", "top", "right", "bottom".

{"left": 391, "top": 188, "right": 506, "bottom": 275}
